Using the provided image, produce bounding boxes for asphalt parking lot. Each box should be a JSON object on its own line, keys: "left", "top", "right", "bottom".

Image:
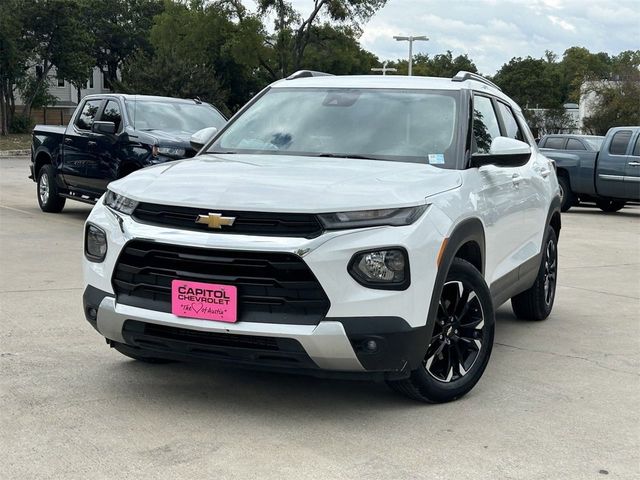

{"left": 1, "top": 156, "right": 638, "bottom": 480}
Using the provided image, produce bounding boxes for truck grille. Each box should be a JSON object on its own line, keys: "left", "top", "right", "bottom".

{"left": 132, "top": 203, "right": 323, "bottom": 238}
{"left": 112, "top": 241, "right": 330, "bottom": 325}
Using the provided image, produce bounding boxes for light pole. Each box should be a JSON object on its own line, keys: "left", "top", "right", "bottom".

{"left": 393, "top": 35, "right": 428, "bottom": 76}
{"left": 371, "top": 61, "right": 397, "bottom": 76}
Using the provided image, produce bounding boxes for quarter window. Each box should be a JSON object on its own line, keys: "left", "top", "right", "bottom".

{"left": 567, "top": 139, "right": 586, "bottom": 150}
{"left": 496, "top": 102, "right": 524, "bottom": 141}
{"left": 76, "top": 100, "right": 102, "bottom": 130}
{"left": 609, "top": 131, "right": 632, "bottom": 155}
{"left": 101, "top": 100, "right": 122, "bottom": 131}
{"left": 473, "top": 96, "right": 501, "bottom": 154}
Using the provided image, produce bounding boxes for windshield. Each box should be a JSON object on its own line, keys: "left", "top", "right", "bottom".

{"left": 584, "top": 136, "right": 604, "bottom": 150}
{"left": 209, "top": 87, "right": 460, "bottom": 168}
{"left": 125, "top": 100, "right": 226, "bottom": 133}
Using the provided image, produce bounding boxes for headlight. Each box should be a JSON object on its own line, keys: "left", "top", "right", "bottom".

{"left": 154, "top": 146, "right": 186, "bottom": 158}
{"left": 104, "top": 190, "right": 138, "bottom": 215}
{"left": 348, "top": 248, "right": 410, "bottom": 290}
{"left": 318, "top": 205, "right": 427, "bottom": 230}
{"left": 85, "top": 224, "right": 107, "bottom": 262}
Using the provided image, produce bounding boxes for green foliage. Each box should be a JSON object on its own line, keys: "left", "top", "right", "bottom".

{"left": 583, "top": 78, "right": 640, "bottom": 135}
{"left": 388, "top": 51, "right": 477, "bottom": 77}
{"left": 492, "top": 56, "right": 563, "bottom": 109}
{"left": 9, "top": 113, "right": 33, "bottom": 134}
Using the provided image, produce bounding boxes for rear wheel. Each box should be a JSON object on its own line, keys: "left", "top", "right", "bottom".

{"left": 37, "top": 164, "right": 66, "bottom": 213}
{"left": 558, "top": 175, "right": 575, "bottom": 212}
{"left": 511, "top": 226, "right": 558, "bottom": 321}
{"left": 386, "top": 258, "right": 495, "bottom": 403}
{"left": 596, "top": 199, "right": 625, "bottom": 213}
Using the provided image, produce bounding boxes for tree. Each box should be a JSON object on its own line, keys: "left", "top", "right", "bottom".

{"left": 389, "top": 51, "right": 478, "bottom": 77}
{"left": 582, "top": 79, "right": 640, "bottom": 135}
{"left": 0, "top": 0, "right": 27, "bottom": 134}
{"left": 493, "top": 56, "right": 563, "bottom": 109}
{"left": 258, "top": 0, "right": 387, "bottom": 77}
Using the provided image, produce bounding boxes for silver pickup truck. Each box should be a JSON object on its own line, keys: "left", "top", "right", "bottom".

{"left": 540, "top": 127, "right": 640, "bottom": 212}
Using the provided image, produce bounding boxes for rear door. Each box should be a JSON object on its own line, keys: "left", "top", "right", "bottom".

{"left": 62, "top": 98, "right": 104, "bottom": 189}
{"left": 625, "top": 133, "right": 640, "bottom": 200}
{"left": 83, "top": 99, "right": 124, "bottom": 194}
{"left": 597, "top": 129, "right": 632, "bottom": 198}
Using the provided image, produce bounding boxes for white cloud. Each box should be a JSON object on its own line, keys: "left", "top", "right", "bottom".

{"left": 547, "top": 15, "right": 576, "bottom": 32}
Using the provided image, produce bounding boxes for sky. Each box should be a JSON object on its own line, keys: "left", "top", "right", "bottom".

{"left": 247, "top": 0, "right": 640, "bottom": 75}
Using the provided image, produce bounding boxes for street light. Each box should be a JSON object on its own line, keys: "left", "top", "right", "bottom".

{"left": 393, "top": 35, "right": 428, "bottom": 76}
{"left": 371, "top": 61, "right": 397, "bottom": 76}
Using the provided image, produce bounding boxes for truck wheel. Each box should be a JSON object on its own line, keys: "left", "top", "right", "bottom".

{"left": 557, "top": 175, "right": 574, "bottom": 212}
{"left": 111, "top": 341, "right": 175, "bottom": 364}
{"left": 511, "top": 226, "right": 558, "bottom": 321}
{"left": 386, "top": 258, "right": 495, "bottom": 403}
{"left": 596, "top": 199, "right": 625, "bottom": 213}
{"left": 37, "top": 164, "right": 66, "bottom": 213}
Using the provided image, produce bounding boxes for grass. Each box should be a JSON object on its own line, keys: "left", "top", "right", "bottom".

{"left": 0, "top": 133, "right": 31, "bottom": 151}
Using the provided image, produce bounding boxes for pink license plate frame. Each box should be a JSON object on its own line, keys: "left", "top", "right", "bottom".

{"left": 171, "top": 279, "right": 238, "bottom": 323}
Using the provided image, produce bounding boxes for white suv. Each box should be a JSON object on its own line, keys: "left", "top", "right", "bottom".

{"left": 82, "top": 71, "right": 561, "bottom": 403}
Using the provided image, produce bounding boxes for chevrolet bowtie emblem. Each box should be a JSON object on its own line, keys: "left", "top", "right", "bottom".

{"left": 195, "top": 213, "right": 236, "bottom": 229}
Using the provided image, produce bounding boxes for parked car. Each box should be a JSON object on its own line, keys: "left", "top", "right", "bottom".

{"left": 82, "top": 71, "right": 561, "bottom": 403}
{"left": 540, "top": 128, "right": 640, "bottom": 212}
{"left": 30, "top": 94, "right": 226, "bottom": 212}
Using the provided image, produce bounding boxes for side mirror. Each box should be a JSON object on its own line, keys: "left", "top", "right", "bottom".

{"left": 470, "top": 137, "right": 531, "bottom": 168}
{"left": 190, "top": 126, "right": 218, "bottom": 151}
{"left": 92, "top": 121, "right": 116, "bottom": 135}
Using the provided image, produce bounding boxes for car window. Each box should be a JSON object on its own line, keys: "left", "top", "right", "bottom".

{"left": 609, "top": 130, "right": 632, "bottom": 155}
{"left": 496, "top": 102, "right": 524, "bottom": 141}
{"left": 566, "top": 139, "right": 586, "bottom": 150}
{"left": 631, "top": 135, "right": 640, "bottom": 157}
{"left": 473, "top": 96, "right": 500, "bottom": 154}
{"left": 101, "top": 100, "right": 122, "bottom": 132}
{"left": 76, "top": 99, "right": 102, "bottom": 130}
{"left": 545, "top": 137, "right": 565, "bottom": 150}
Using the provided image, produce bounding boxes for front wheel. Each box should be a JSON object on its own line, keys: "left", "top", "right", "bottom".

{"left": 386, "top": 258, "right": 495, "bottom": 403}
{"left": 596, "top": 199, "right": 625, "bottom": 213}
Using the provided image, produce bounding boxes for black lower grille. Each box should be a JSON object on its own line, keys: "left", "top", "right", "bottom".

{"left": 132, "top": 203, "right": 323, "bottom": 238}
{"left": 112, "top": 240, "right": 330, "bottom": 324}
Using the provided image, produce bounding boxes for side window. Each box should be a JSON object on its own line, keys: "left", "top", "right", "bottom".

{"left": 76, "top": 100, "right": 102, "bottom": 130}
{"left": 567, "top": 139, "right": 586, "bottom": 150}
{"left": 473, "top": 96, "right": 501, "bottom": 154}
{"left": 632, "top": 135, "right": 640, "bottom": 157}
{"left": 101, "top": 100, "right": 122, "bottom": 131}
{"left": 545, "top": 137, "right": 565, "bottom": 150}
{"left": 609, "top": 130, "right": 632, "bottom": 155}
{"left": 496, "top": 102, "right": 524, "bottom": 141}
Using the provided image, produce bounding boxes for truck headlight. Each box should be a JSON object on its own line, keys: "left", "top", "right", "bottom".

{"left": 318, "top": 205, "right": 427, "bottom": 230}
{"left": 85, "top": 224, "right": 107, "bottom": 262}
{"left": 348, "top": 248, "right": 410, "bottom": 290}
{"left": 104, "top": 190, "right": 138, "bottom": 215}
{"left": 154, "top": 146, "right": 186, "bottom": 158}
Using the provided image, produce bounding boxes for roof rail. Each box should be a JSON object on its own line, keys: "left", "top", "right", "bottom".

{"left": 452, "top": 71, "right": 502, "bottom": 91}
{"left": 286, "top": 70, "right": 334, "bottom": 80}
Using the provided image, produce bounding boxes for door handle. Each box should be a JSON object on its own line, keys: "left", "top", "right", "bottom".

{"left": 512, "top": 173, "right": 521, "bottom": 187}
{"left": 64, "top": 138, "right": 72, "bottom": 144}
{"left": 87, "top": 141, "right": 97, "bottom": 148}
{"left": 629, "top": 161, "right": 640, "bottom": 166}
{"left": 539, "top": 169, "right": 551, "bottom": 178}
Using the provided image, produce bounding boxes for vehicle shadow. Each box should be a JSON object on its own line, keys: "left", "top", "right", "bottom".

{"left": 564, "top": 206, "right": 639, "bottom": 217}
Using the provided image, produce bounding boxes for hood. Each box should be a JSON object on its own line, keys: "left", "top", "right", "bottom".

{"left": 109, "top": 154, "right": 462, "bottom": 213}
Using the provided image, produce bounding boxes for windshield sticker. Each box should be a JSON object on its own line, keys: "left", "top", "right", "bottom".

{"left": 428, "top": 154, "right": 445, "bottom": 165}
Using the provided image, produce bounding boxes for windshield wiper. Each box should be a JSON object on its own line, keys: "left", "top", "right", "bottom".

{"left": 314, "top": 153, "right": 381, "bottom": 160}
{"left": 208, "top": 150, "right": 237, "bottom": 154}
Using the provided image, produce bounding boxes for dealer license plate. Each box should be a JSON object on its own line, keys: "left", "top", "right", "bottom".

{"left": 171, "top": 279, "right": 238, "bottom": 323}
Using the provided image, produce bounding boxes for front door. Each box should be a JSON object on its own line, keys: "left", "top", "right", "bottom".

{"left": 597, "top": 129, "right": 632, "bottom": 199}
{"left": 625, "top": 133, "right": 640, "bottom": 200}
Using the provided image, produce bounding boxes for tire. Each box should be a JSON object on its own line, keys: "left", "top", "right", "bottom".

{"left": 111, "top": 341, "right": 175, "bottom": 364}
{"left": 37, "top": 164, "right": 66, "bottom": 213}
{"left": 557, "top": 175, "right": 575, "bottom": 213}
{"left": 386, "top": 258, "right": 495, "bottom": 403}
{"left": 511, "top": 226, "right": 558, "bottom": 321}
{"left": 596, "top": 199, "right": 625, "bottom": 213}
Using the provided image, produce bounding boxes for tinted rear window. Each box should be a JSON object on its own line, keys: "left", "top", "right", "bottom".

{"left": 609, "top": 130, "right": 632, "bottom": 155}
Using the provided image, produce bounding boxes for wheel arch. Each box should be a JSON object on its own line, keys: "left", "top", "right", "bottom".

{"left": 34, "top": 151, "right": 52, "bottom": 178}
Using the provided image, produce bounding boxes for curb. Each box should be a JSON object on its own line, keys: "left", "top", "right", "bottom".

{"left": 0, "top": 150, "right": 29, "bottom": 157}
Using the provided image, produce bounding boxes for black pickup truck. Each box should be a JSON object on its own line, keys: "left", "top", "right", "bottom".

{"left": 30, "top": 94, "right": 226, "bottom": 212}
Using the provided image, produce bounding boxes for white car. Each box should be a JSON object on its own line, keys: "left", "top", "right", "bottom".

{"left": 82, "top": 71, "right": 561, "bottom": 403}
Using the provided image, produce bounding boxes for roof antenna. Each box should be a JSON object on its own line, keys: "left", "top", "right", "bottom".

{"left": 194, "top": 97, "right": 202, "bottom": 104}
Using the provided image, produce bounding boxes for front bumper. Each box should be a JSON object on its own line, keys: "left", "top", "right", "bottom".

{"left": 83, "top": 200, "right": 449, "bottom": 375}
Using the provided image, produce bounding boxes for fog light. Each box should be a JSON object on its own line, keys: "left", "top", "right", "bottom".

{"left": 348, "top": 248, "right": 409, "bottom": 290}
{"left": 87, "top": 307, "right": 98, "bottom": 321}
{"left": 85, "top": 224, "right": 107, "bottom": 262}
{"left": 364, "top": 340, "right": 378, "bottom": 352}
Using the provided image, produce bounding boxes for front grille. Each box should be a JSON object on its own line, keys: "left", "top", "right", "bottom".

{"left": 112, "top": 240, "right": 330, "bottom": 325}
{"left": 132, "top": 203, "right": 324, "bottom": 238}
